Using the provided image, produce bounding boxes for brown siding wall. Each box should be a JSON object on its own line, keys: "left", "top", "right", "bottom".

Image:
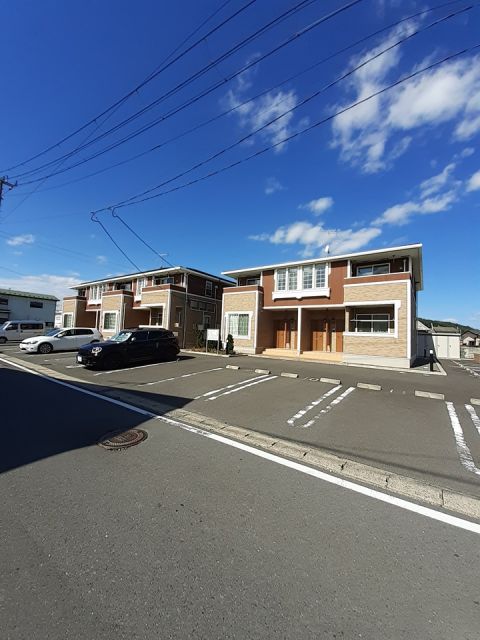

{"left": 75, "top": 299, "right": 95, "bottom": 328}
{"left": 344, "top": 272, "right": 411, "bottom": 286}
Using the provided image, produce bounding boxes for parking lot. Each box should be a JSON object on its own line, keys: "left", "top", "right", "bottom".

{"left": 1, "top": 343, "right": 479, "bottom": 499}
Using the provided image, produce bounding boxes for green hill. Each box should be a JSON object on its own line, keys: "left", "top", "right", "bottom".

{"left": 418, "top": 318, "right": 479, "bottom": 334}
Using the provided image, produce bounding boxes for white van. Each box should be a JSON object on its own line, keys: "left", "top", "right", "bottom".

{"left": 0, "top": 320, "right": 48, "bottom": 343}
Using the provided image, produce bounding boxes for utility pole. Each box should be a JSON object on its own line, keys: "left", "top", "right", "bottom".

{"left": 0, "top": 177, "right": 17, "bottom": 207}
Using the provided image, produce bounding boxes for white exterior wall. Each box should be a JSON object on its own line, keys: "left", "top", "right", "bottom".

{"left": 0, "top": 294, "right": 57, "bottom": 324}
{"left": 417, "top": 333, "right": 460, "bottom": 359}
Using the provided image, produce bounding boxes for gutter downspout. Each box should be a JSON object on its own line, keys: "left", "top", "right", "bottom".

{"left": 182, "top": 273, "right": 188, "bottom": 349}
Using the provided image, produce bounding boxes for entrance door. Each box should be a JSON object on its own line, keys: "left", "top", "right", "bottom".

{"left": 275, "top": 320, "right": 287, "bottom": 349}
{"left": 275, "top": 319, "right": 296, "bottom": 349}
{"left": 335, "top": 318, "right": 344, "bottom": 353}
{"left": 311, "top": 319, "right": 325, "bottom": 351}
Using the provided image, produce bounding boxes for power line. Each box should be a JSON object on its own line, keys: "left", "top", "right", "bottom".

{"left": 0, "top": 0, "right": 238, "bottom": 221}
{"left": 11, "top": 0, "right": 471, "bottom": 196}
{"left": 90, "top": 213, "right": 142, "bottom": 271}
{"left": 92, "top": 8, "right": 474, "bottom": 212}
{"left": 1, "top": 0, "right": 256, "bottom": 175}
{"left": 11, "top": 0, "right": 331, "bottom": 181}
{"left": 95, "top": 42, "right": 480, "bottom": 211}
{"left": 110, "top": 209, "right": 175, "bottom": 268}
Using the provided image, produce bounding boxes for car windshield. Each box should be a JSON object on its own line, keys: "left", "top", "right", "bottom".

{"left": 0, "top": 322, "right": 8, "bottom": 330}
{"left": 45, "top": 329, "right": 62, "bottom": 337}
{"left": 109, "top": 331, "right": 132, "bottom": 343}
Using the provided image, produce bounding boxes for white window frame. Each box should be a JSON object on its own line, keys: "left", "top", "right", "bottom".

{"left": 273, "top": 263, "right": 330, "bottom": 299}
{"left": 135, "top": 277, "right": 147, "bottom": 300}
{"left": 225, "top": 312, "right": 252, "bottom": 340}
{"left": 353, "top": 313, "right": 392, "bottom": 334}
{"left": 62, "top": 313, "right": 73, "bottom": 328}
{"left": 344, "top": 300, "right": 401, "bottom": 339}
{"left": 89, "top": 283, "right": 106, "bottom": 303}
{"left": 102, "top": 311, "right": 118, "bottom": 332}
{"left": 149, "top": 306, "right": 164, "bottom": 327}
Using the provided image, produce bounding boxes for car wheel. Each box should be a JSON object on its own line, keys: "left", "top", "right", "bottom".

{"left": 0, "top": 337, "right": 6, "bottom": 344}
{"left": 103, "top": 354, "right": 123, "bottom": 370}
{"left": 38, "top": 342, "right": 53, "bottom": 354}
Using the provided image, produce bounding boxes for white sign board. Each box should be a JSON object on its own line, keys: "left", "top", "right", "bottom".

{"left": 206, "top": 328, "right": 220, "bottom": 341}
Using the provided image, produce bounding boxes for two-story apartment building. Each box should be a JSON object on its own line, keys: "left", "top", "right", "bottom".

{"left": 222, "top": 244, "right": 422, "bottom": 369}
{"left": 63, "top": 267, "right": 232, "bottom": 347}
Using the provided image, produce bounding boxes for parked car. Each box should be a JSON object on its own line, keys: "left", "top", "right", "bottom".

{"left": 20, "top": 328, "right": 103, "bottom": 354}
{"left": 0, "top": 320, "right": 49, "bottom": 343}
{"left": 76, "top": 328, "right": 179, "bottom": 369}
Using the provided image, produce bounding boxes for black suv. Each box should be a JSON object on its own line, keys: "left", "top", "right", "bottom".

{"left": 77, "top": 328, "right": 179, "bottom": 369}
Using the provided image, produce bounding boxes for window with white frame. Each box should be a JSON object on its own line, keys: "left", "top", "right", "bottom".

{"left": 227, "top": 313, "right": 249, "bottom": 338}
{"left": 150, "top": 308, "right": 163, "bottom": 326}
{"left": 356, "top": 263, "right": 390, "bottom": 277}
{"left": 276, "top": 269, "right": 286, "bottom": 291}
{"left": 136, "top": 277, "right": 147, "bottom": 297}
{"left": 63, "top": 313, "right": 73, "bottom": 328}
{"left": 103, "top": 312, "right": 117, "bottom": 331}
{"left": 315, "top": 263, "right": 326, "bottom": 288}
{"left": 353, "top": 313, "right": 392, "bottom": 333}
{"left": 275, "top": 264, "right": 328, "bottom": 294}
{"left": 302, "top": 265, "right": 313, "bottom": 289}
{"left": 89, "top": 283, "right": 106, "bottom": 301}
{"left": 288, "top": 268, "right": 298, "bottom": 291}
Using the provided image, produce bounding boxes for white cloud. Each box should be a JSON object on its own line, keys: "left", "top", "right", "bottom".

{"left": 466, "top": 169, "right": 480, "bottom": 192}
{"left": 459, "top": 147, "right": 475, "bottom": 158}
{"left": 264, "top": 177, "right": 284, "bottom": 195}
{"left": 374, "top": 190, "right": 458, "bottom": 226}
{"left": 419, "top": 163, "right": 456, "bottom": 198}
{"left": 250, "top": 220, "right": 381, "bottom": 255}
{"left": 331, "top": 20, "right": 480, "bottom": 173}
{"left": 0, "top": 274, "right": 81, "bottom": 300}
{"left": 299, "top": 196, "right": 334, "bottom": 215}
{"left": 96, "top": 255, "right": 108, "bottom": 264}
{"left": 224, "top": 61, "right": 298, "bottom": 152}
{"left": 6, "top": 233, "right": 35, "bottom": 247}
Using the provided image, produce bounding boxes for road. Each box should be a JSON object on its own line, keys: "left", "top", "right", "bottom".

{"left": 2, "top": 345, "right": 479, "bottom": 498}
{"left": 1, "top": 361, "right": 480, "bottom": 639}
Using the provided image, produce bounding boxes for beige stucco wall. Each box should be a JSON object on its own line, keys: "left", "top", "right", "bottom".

{"left": 63, "top": 299, "right": 76, "bottom": 314}
{"left": 223, "top": 292, "right": 257, "bottom": 349}
{"left": 101, "top": 294, "right": 124, "bottom": 312}
{"left": 343, "top": 282, "right": 408, "bottom": 358}
{"left": 141, "top": 291, "right": 169, "bottom": 307}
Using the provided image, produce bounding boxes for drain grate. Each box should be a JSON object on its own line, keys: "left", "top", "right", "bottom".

{"left": 98, "top": 429, "right": 148, "bottom": 450}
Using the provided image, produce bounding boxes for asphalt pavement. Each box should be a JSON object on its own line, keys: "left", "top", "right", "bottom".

{"left": 1, "top": 362, "right": 480, "bottom": 639}
{"left": 1, "top": 345, "right": 479, "bottom": 500}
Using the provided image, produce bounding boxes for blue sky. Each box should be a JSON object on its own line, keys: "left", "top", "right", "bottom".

{"left": 0, "top": 0, "right": 479, "bottom": 326}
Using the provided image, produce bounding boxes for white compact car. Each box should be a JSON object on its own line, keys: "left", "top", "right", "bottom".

{"left": 20, "top": 328, "right": 103, "bottom": 354}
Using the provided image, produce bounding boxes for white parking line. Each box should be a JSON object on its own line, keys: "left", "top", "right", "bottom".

{"left": 139, "top": 367, "right": 223, "bottom": 386}
{"left": 301, "top": 387, "right": 356, "bottom": 429}
{"left": 194, "top": 374, "right": 269, "bottom": 400}
{"left": 445, "top": 402, "right": 480, "bottom": 476}
{"left": 2, "top": 355, "right": 479, "bottom": 534}
{"left": 465, "top": 404, "right": 480, "bottom": 437}
{"left": 205, "top": 375, "right": 277, "bottom": 401}
{"left": 93, "top": 360, "right": 177, "bottom": 376}
{"left": 287, "top": 385, "right": 342, "bottom": 426}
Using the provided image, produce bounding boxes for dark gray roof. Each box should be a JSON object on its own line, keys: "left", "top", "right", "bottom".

{"left": 431, "top": 324, "right": 460, "bottom": 334}
{"left": 0, "top": 288, "right": 58, "bottom": 301}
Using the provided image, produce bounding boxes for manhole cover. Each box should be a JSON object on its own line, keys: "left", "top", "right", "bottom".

{"left": 98, "top": 429, "right": 148, "bottom": 450}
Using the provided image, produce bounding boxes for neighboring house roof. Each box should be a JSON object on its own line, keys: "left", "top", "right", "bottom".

{"left": 0, "top": 288, "right": 58, "bottom": 301}
{"left": 462, "top": 329, "right": 480, "bottom": 338}
{"left": 222, "top": 243, "right": 423, "bottom": 291}
{"left": 416, "top": 320, "right": 431, "bottom": 332}
{"left": 72, "top": 266, "right": 234, "bottom": 289}
{"left": 431, "top": 324, "right": 461, "bottom": 335}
